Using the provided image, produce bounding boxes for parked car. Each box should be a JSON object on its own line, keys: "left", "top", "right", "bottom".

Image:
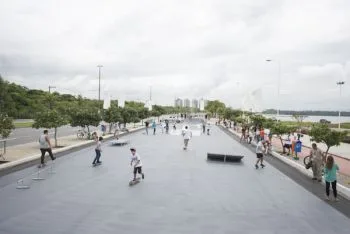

{"left": 320, "top": 119, "right": 331, "bottom": 124}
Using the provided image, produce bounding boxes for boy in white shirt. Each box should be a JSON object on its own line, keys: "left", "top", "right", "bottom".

{"left": 255, "top": 140, "right": 266, "bottom": 169}
{"left": 182, "top": 126, "right": 192, "bottom": 150}
{"left": 130, "top": 148, "right": 145, "bottom": 181}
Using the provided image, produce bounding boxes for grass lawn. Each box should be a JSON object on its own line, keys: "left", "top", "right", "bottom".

{"left": 14, "top": 122, "right": 34, "bottom": 128}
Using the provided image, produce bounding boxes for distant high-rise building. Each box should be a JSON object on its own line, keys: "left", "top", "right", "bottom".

{"left": 192, "top": 99, "right": 199, "bottom": 109}
{"left": 174, "top": 98, "right": 183, "bottom": 107}
{"left": 199, "top": 98, "right": 208, "bottom": 111}
{"left": 184, "top": 98, "right": 191, "bottom": 108}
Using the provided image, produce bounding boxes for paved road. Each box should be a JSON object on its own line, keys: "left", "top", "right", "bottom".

{"left": 5, "top": 125, "right": 100, "bottom": 147}
{"left": 0, "top": 120, "right": 349, "bottom": 233}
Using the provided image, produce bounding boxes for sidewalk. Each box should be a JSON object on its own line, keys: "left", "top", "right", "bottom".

{"left": 0, "top": 124, "right": 144, "bottom": 173}
{"left": 226, "top": 126, "right": 350, "bottom": 199}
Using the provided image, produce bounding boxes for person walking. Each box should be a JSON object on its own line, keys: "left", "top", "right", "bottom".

{"left": 92, "top": 136, "right": 103, "bottom": 165}
{"left": 152, "top": 121, "right": 157, "bottom": 135}
{"left": 255, "top": 140, "right": 266, "bottom": 169}
{"left": 38, "top": 130, "right": 56, "bottom": 168}
{"left": 324, "top": 156, "right": 339, "bottom": 201}
{"left": 309, "top": 143, "right": 324, "bottom": 182}
{"left": 145, "top": 121, "right": 149, "bottom": 135}
{"left": 202, "top": 122, "right": 206, "bottom": 134}
{"left": 182, "top": 126, "right": 192, "bottom": 150}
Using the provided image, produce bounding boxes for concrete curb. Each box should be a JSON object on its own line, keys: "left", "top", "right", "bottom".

{"left": 0, "top": 127, "right": 144, "bottom": 176}
{"left": 225, "top": 127, "right": 350, "bottom": 200}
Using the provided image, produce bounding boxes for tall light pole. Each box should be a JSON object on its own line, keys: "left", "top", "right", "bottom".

{"left": 336, "top": 81, "right": 345, "bottom": 129}
{"left": 49, "top": 85, "right": 56, "bottom": 94}
{"left": 48, "top": 86, "right": 56, "bottom": 109}
{"left": 266, "top": 59, "right": 281, "bottom": 119}
{"left": 97, "top": 65, "right": 103, "bottom": 102}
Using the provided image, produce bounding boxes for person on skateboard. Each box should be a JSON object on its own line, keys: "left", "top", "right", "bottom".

{"left": 130, "top": 147, "right": 145, "bottom": 181}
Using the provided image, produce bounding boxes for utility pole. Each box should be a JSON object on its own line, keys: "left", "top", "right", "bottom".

{"left": 97, "top": 65, "right": 103, "bottom": 113}
{"left": 266, "top": 59, "right": 281, "bottom": 119}
{"left": 49, "top": 86, "right": 56, "bottom": 94}
{"left": 336, "top": 81, "right": 345, "bottom": 129}
{"left": 97, "top": 65, "right": 103, "bottom": 102}
{"left": 48, "top": 86, "right": 56, "bottom": 109}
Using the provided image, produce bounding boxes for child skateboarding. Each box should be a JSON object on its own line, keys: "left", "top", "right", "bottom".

{"left": 130, "top": 147, "right": 145, "bottom": 181}
{"left": 182, "top": 126, "right": 192, "bottom": 150}
{"left": 92, "top": 136, "right": 103, "bottom": 166}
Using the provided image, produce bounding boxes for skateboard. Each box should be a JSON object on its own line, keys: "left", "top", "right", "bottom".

{"left": 92, "top": 162, "right": 102, "bottom": 167}
{"left": 38, "top": 164, "right": 47, "bottom": 168}
{"left": 129, "top": 177, "right": 141, "bottom": 186}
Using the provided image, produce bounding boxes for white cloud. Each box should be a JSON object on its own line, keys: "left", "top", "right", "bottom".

{"left": 0, "top": 0, "right": 350, "bottom": 111}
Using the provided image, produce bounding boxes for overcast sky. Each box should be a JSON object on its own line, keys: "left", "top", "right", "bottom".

{"left": 0, "top": 0, "right": 349, "bottom": 111}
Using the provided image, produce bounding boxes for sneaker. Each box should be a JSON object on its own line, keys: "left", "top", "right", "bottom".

{"left": 318, "top": 179, "right": 322, "bottom": 182}
{"left": 142, "top": 173, "right": 145, "bottom": 179}
{"left": 255, "top": 164, "right": 259, "bottom": 169}
{"left": 325, "top": 196, "right": 330, "bottom": 201}
{"left": 312, "top": 178, "right": 317, "bottom": 181}
{"left": 334, "top": 197, "right": 339, "bottom": 202}
{"left": 52, "top": 157, "right": 56, "bottom": 160}
{"left": 96, "top": 161, "right": 102, "bottom": 164}
{"left": 261, "top": 164, "right": 265, "bottom": 168}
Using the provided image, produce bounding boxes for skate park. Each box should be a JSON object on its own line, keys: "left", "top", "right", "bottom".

{"left": 0, "top": 120, "right": 349, "bottom": 234}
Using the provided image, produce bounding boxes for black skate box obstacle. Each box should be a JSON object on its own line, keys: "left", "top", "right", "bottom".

{"left": 111, "top": 139, "right": 129, "bottom": 146}
{"left": 207, "top": 153, "right": 244, "bottom": 163}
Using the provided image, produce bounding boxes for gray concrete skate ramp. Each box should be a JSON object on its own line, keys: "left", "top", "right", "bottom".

{"left": 0, "top": 123, "right": 349, "bottom": 234}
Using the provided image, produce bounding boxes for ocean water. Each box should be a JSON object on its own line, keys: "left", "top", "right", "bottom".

{"left": 264, "top": 115, "right": 350, "bottom": 124}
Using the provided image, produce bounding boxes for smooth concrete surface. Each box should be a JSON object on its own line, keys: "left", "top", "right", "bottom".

{"left": 0, "top": 121, "right": 349, "bottom": 234}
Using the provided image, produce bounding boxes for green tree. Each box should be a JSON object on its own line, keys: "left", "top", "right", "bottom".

{"left": 309, "top": 123, "right": 348, "bottom": 156}
{"left": 270, "top": 122, "right": 295, "bottom": 150}
{"left": 205, "top": 100, "right": 225, "bottom": 117}
{"left": 249, "top": 114, "right": 267, "bottom": 128}
{"left": 292, "top": 113, "right": 308, "bottom": 130}
{"left": 32, "top": 110, "right": 68, "bottom": 147}
{"left": 0, "top": 113, "right": 15, "bottom": 138}
{"left": 121, "top": 107, "right": 138, "bottom": 127}
{"left": 104, "top": 106, "right": 123, "bottom": 133}
{"left": 69, "top": 108, "right": 101, "bottom": 138}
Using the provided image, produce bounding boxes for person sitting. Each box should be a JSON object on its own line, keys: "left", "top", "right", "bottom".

{"left": 283, "top": 134, "right": 292, "bottom": 155}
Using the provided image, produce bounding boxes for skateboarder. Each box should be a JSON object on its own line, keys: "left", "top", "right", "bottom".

{"left": 130, "top": 147, "right": 145, "bottom": 181}
{"left": 206, "top": 123, "right": 211, "bottom": 135}
{"left": 38, "top": 130, "right": 56, "bottom": 168}
{"left": 182, "top": 126, "right": 192, "bottom": 150}
{"left": 92, "top": 136, "right": 103, "bottom": 165}
{"left": 255, "top": 140, "right": 266, "bottom": 169}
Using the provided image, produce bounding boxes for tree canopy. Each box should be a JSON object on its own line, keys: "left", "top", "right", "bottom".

{"left": 309, "top": 123, "right": 348, "bottom": 155}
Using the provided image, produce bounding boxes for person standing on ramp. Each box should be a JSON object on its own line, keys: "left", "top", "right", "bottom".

{"left": 182, "top": 126, "right": 192, "bottom": 150}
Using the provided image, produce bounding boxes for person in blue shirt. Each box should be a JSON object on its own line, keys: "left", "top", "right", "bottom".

{"left": 152, "top": 121, "right": 157, "bottom": 135}
{"left": 324, "top": 156, "right": 339, "bottom": 201}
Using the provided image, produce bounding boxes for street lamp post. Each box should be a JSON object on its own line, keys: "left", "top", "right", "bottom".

{"left": 48, "top": 86, "right": 56, "bottom": 109}
{"left": 336, "top": 81, "right": 345, "bottom": 129}
{"left": 97, "top": 65, "right": 103, "bottom": 102}
{"left": 266, "top": 59, "right": 281, "bottom": 119}
{"left": 97, "top": 65, "right": 103, "bottom": 113}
